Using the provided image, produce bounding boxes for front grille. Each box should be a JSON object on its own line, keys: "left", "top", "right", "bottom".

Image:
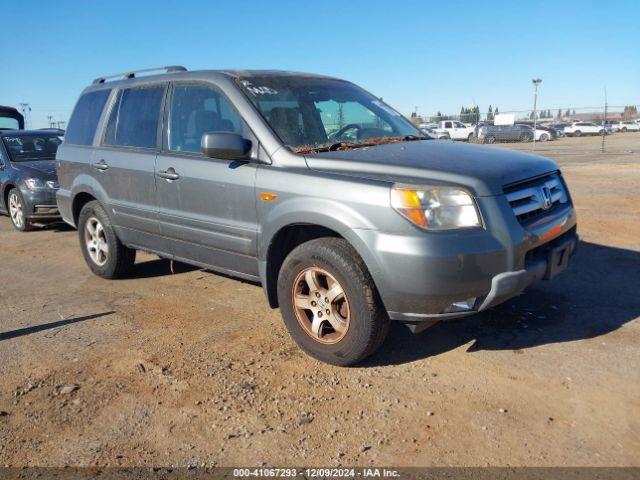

{"left": 504, "top": 173, "right": 568, "bottom": 223}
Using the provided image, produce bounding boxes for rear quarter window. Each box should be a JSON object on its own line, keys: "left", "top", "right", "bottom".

{"left": 65, "top": 90, "right": 111, "bottom": 146}
{"left": 104, "top": 85, "right": 165, "bottom": 149}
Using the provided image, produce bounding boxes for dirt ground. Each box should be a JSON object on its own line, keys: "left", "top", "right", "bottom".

{"left": 0, "top": 133, "right": 639, "bottom": 468}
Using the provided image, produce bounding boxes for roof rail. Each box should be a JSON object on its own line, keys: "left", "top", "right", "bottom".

{"left": 92, "top": 66, "right": 187, "bottom": 84}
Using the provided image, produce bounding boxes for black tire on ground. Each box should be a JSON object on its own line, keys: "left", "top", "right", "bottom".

{"left": 485, "top": 135, "right": 495, "bottom": 144}
{"left": 467, "top": 132, "right": 474, "bottom": 142}
{"left": 277, "top": 237, "right": 390, "bottom": 366}
{"left": 519, "top": 133, "right": 531, "bottom": 142}
{"left": 574, "top": 130, "right": 582, "bottom": 137}
{"left": 78, "top": 200, "right": 136, "bottom": 279}
{"left": 7, "top": 188, "right": 32, "bottom": 232}
{"left": 622, "top": 127, "right": 627, "bottom": 132}
{"left": 540, "top": 133, "right": 550, "bottom": 142}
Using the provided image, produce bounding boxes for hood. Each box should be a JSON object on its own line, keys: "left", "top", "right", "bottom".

{"left": 11, "top": 160, "right": 58, "bottom": 181}
{"left": 304, "top": 140, "right": 558, "bottom": 196}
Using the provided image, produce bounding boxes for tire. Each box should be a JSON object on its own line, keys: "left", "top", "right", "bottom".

{"left": 519, "top": 133, "right": 531, "bottom": 142}
{"left": 485, "top": 135, "right": 495, "bottom": 144}
{"left": 622, "top": 127, "right": 627, "bottom": 132}
{"left": 540, "top": 133, "right": 550, "bottom": 142}
{"left": 467, "top": 132, "right": 474, "bottom": 142}
{"left": 7, "top": 188, "right": 32, "bottom": 232}
{"left": 78, "top": 200, "right": 136, "bottom": 279}
{"left": 277, "top": 237, "right": 390, "bottom": 366}
{"left": 574, "top": 130, "right": 582, "bottom": 137}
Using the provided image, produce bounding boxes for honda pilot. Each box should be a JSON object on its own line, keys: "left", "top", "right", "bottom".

{"left": 56, "top": 67, "right": 578, "bottom": 365}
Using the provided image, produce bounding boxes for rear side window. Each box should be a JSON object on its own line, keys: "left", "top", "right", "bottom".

{"left": 65, "top": 90, "right": 111, "bottom": 146}
{"left": 104, "top": 85, "right": 165, "bottom": 149}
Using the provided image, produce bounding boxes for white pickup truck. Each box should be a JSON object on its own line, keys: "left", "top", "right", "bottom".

{"left": 436, "top": 120, "right": 476, "bottom": 141}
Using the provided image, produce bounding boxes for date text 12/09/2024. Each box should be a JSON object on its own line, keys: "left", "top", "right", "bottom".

{"left": 233, "top": 468, "right": 401, "bottom": 477}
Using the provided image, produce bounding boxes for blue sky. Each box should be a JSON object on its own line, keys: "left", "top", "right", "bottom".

{"left": 3, "top": 0, "right": 638, "bottom": 128}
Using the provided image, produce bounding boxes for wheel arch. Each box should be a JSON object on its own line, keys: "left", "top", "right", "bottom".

{"left": 2, "top": 183, "right": 17, "bottom": 210}
{"left": 72, "top": 191, "right": 98, "bottom": 226}
{"left": 260, "top": 220, "right": 384, "bottom": 310}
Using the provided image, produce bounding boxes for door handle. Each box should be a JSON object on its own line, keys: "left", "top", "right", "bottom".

{"left": 157, "top": 168, "right": 180, "bottom": 181}
{"left": 92, "top": 160, "right": 109, "bottom": 171}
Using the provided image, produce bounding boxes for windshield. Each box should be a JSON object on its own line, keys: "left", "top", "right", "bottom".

{"left": 2, "top": 134, "right": 63, "bottom": 162}
{"left": 237, "top": 75, "right": 421, "bottom": 152}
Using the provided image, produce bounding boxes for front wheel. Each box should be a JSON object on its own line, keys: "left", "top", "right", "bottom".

{"left": 540, "top": 133, "right": 550, "bottom": 142}
{"left": 622, "top": 127, "right": 627, "bottom": 132}
{"left": 485, "top": 135, "right": 496, "bottom": 144}
{"left": 7, "top": 188, "right": 32, "bottom": 232}
{"left": 277, "top": 238, "right": 389, "bottom": 366}
{"left": 78, "top": 200, "right": 136, "bottom": 279}
{"left": 519, "top": 133, "right": 531, "bottom": 142}
{"left": 574, "top": 130, "right": 582, "bottom": 137}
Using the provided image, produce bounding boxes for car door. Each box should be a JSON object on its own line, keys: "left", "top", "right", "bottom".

{"left": 453, "top": 121, "right": 466, "bottom": 140}
{"left": 155, "top": 82, "right": 260, "bottom": 278}
{"left": 93, "top": 84, "right": 166, "bottom": 248}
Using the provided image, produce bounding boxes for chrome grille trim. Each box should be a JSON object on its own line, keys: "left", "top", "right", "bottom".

{"left": 505, "top": 174, "right": 568, "bottom": 222}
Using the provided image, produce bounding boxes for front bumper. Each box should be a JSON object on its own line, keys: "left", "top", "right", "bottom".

{"left": 351, "top": 195, "right": 577, "bottom": 330}
{"left": 21, "top": 187, "right": 61, "bottom": 220}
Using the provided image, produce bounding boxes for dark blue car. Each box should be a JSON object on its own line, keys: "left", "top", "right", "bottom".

{"left": 0, "top": 130, "right": 63, "bottom": 231}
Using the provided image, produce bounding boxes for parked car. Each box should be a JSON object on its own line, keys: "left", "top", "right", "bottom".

{"left": 477, "top": 124, "right": 534, "bottom": 143}
{"left": 0, "top": 106, "right": 25, "bottom": 130}
{"left": 595, "top": 121, "right": 617, "bottom": 134}
{"left": 549, "top": 123, "right": 568, "bottom": 137}
{"left": 0, "top": 130, "right": 63, "bottom": 230}
{"left": 616, "top": 121, "right": 640, "bottom": 132}
{"left": 435, "top": 120, "right": 475, "bottom": 141}
{"left": 516, "top": 124, "right": 554, "bottom": 141}
{"left": 563, "top": 122, "right": 604, "bottom": 137}
{"left": 57, "top": 67, "right": 578, "bottom": 365}
{"left": 420, "top": 127, "right": 450, "bottom": 140}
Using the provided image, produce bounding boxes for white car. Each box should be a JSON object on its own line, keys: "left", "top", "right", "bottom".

{"left": 616, "top": 121, "right": 640, "bottom": 132}
{"left": 436, "top": 120, "right": 475, "bottom": 141}
{"left": 564, "top": 122, "right": 604, "bottom": 137}
{"left": 516, "top": 124, "right": 554, "bottom": 141}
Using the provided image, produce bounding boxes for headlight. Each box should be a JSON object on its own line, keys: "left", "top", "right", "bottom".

{"left": 24, "top": 178, "right": 58, "bottom": 189}
{"left": 391, "top": 184, "right": 481, "bottom": 230}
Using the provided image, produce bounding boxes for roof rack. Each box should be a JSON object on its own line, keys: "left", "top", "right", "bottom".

{"left": 92, "top": 66, "right": 187, "bottom": 84}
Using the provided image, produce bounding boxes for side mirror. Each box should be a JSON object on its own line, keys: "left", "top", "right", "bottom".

{"left": 201, "top": 132, "right": 251, "bottom": 160}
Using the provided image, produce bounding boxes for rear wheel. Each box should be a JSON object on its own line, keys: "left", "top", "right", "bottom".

{"left": 467, "top": 132, "right": 474, "bottom": 142}
{"left": 540, "top": 133, "right": 550, "bottom": 142}
{"left": 277, "top": 238, "right": 389, "bottom": 366}
{"left": 7, "top": 188, "right": 32, "bottom": 232}
{"left": 78, "top": 200, "right": 136, "bottom": 279}
{"left": 574, "top": 130, "right": 582, "bottom": 137}
{"left": 519, "top": 133, "right": 531, "bottom": 142}
{"left": 622, "top": 127, "right": 627, "bottom": 132}
{"left": 485, "top": 135, "right": 496, "bottom": 144}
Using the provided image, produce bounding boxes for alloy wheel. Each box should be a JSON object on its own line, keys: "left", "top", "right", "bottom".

{"left": 291, "top": 267, "right": 350, "bottom": 344}
{"left": 84, "top": 217, "right": 109, "bottom": 266}
{"left": 8, "top": 192, "right": 24, "bottom": 229}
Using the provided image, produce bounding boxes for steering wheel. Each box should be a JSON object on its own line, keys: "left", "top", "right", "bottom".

{"left": 330, "top": 123, "right": 362, "bottom": 140}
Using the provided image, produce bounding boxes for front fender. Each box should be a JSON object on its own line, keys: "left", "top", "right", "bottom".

{"left": 257, "top": 196, "right": 378, "bottom": 260}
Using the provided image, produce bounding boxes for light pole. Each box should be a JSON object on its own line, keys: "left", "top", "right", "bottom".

{"left": 532, "top": 78, "right": 542, "bottom": 150}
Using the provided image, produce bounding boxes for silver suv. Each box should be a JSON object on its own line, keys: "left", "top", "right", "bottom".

{"left": 56, "top": 67, "right": 578, "bottom": 365}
